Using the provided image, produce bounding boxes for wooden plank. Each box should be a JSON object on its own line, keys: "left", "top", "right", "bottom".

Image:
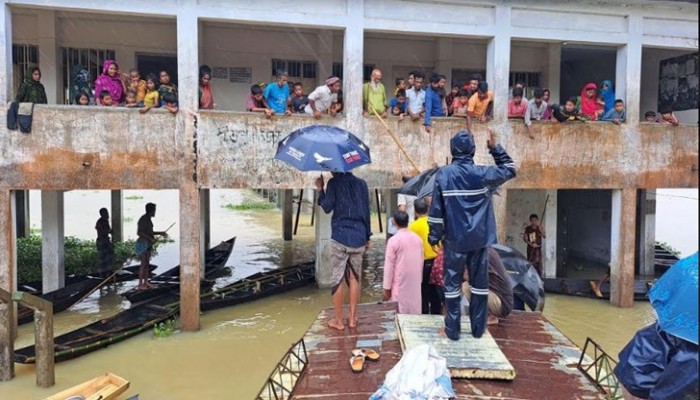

{"left": 396, "top": 314, "right": 515, "bottom": 380}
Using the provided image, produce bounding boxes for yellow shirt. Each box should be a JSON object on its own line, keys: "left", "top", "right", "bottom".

{"left": 409, "top": 216, "right": 437, "bottom": 260}
{"left": 467, "top": 90, "right": 494, "bottom": 117}
{"left": 143, "top": 90, "right": 159, "bottom": 107}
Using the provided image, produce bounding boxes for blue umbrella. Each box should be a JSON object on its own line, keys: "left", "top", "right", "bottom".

{"left": 275, "top": 125, "right": 371, "bottom": 172}
{"left": 648, "top": 252, "right": 698, "bottom": 344}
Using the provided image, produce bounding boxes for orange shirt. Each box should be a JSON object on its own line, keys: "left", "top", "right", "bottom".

{"left": 468, "top": 91, "right": 494, "bottom": 117}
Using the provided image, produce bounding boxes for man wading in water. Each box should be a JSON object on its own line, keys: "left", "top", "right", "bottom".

{"left": 135, "top": 203, "right": 169, "bottom": 289}
{"left": 95, "top": 208, "right": 114, "bottom": 276}
{"left": 428, "top": 129, "right": 516, "bottom": 340}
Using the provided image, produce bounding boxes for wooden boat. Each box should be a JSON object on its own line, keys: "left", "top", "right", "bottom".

{"left": 200, "top": 262, "right": 315, "bottom": 312}
{"left": 19, "top": 264, "right": 157, "bottom": 294}
{"left": 543, "top": 278, "right": 653, "bottom": 300}
{"left": 45, "top": 373, "right": 129, "bottom": 400}
{"left": 121, "top": 237, "right": 236, "bottom": 304}
{"left": 17, "top": 264, "right": 159, "bottom": 326}
{"left": 15, "top": 299, "right": 177, "bottom": 364}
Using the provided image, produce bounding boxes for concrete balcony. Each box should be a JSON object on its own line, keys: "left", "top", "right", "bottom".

{"left": 1, "top": 106, "right": 698, "bottom": 190}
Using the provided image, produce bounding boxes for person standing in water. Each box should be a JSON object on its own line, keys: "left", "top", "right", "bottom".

{"left": 95, "top": 208, "right": 114, "bottom": 276}
{"left": 136, "top": 203, "right": 169, "bottom": 289}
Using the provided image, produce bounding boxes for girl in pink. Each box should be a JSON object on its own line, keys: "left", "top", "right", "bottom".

{"left": 382, "top": 211, "right": 424, "bottom": 315}
{"left": 580, "top": 82, "right": 602, "bottom": 121}
{"left": 451, "top": 89, "right": 470, "bottom": 118}
{"left": 94, "top": 60, "right": 125, "bottom": 105}
{"left": 508, "top": 87, "right": 528, "bottom": 119}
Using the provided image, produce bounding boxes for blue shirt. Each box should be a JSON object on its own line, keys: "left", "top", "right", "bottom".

{"left": 264, "top": 83, "right": 290, "bottom": 114}
{"left": 602, "top": 108, "right": 626, "bottom": 122}
{"left": 424, "top": 86, "right": 445, "bottom": 126}
{"left": 389, "top": 97, "right": 407, "bottom": 113}
{"left": 318, "top": 173, "right": 372, "bottom": 248}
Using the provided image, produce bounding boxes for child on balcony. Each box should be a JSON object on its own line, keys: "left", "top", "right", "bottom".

{"left": 288, "top": 82, "right": 308, "bottom": 114}
{"left": 552, "top": 98, "right": 587, "bottom": 122}
{"left": 127, "top": 69, "right": 147, "bottom": 102}
{"left": 247, "top": 84, "right": 274, "bottom": 118}
{"left": 139, "top": 74, "right": 160, "bottom": 114}
{"left": 445, "top": 83, "right": 460, "bottom": 116}
{"left": 658, "top": 106, "right": 680, "bottom": 126}
{"left": 645, "top": 111, "right": 657, "bottom": 123}
{"left": 508, "top": 87, "right": 528, "bottom": 119}
{"left": 98, "top": 90, "right": 114, "bottom": 107}
{"left": 389, "top": 89, "right": 408, "bottom": 119}
{"left": 157, "top": 70, "right": 178, "bottom": 107}
{"left": 451, "top": 90, "right": 470, "bottom": 118}
{"left": 394, "top": 77, "right": 407, "bottom": 96}
{"left": 601, "top": 99, "right": 626, "bottom": 124}
{"left": 75, "top": 92, "right": 89, "bottom": 106}
{"left": 123, "top": 91, "right": 139, "bottom": 108}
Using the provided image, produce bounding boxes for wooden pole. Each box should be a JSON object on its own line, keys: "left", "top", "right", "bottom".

{"left": 0, "top": 288, "right": 14, "bottom": 382}
{"left": 294, "top": 189, "right": 303, "bottom": 236}
{"left": 375, "top": 189, "right": 383, "bottom": 234}
{"left": 310, "top": 191, "right": 316, "bottom": 227}
{"left": 368, "top": 104, "right": 420, "bottom": 174}
{"left": 283, "top": 189, "right": 294, "bottom": 241}
{"left": 12, "top": 291, "right": 54, "bottom": 387}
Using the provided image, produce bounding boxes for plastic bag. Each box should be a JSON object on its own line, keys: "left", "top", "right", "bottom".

{"left": 369, "top": 344, "right": 455, "bottom": 400}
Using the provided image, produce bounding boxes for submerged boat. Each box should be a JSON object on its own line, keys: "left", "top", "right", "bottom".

{"left": 18, "top": 264, "right": 158, "bottom": 326}
{"left": 121, "top": 237, "right": 235, "bottom": 304}
{"left": 45, "top": 373, "right": 130, "bottom": 400}
{"left": 15, "top": 260, "right": 316, "bottom": 364}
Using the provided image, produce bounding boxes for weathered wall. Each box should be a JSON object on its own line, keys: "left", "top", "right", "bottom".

{"left": 1, "top": 107, "right": 697, "bottom": 190}
{"left": 0, "top": 106, "right": 181, "bottom": 190}
{"left": 506, "top": 189, "right": 548, "bottom": 254}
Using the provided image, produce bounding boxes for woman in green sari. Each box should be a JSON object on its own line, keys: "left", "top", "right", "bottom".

{"left": 15, "top": 67, "right": 48, "bottom": 104}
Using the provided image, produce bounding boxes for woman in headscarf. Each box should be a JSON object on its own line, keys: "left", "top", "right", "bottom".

{"left": 15, "top": 67, "right": 48, "bottom": 104}
{"left": 94, "top": 60, "right": 125, "bottom": 105}
{"left": 600, "top": 80, "right": 615, "bottom": 114}
{"left": 579, "top": 82, "right": 602, "bottom": 121}
{"left": 198, "top": 65, "right": 214, "bottom": 109}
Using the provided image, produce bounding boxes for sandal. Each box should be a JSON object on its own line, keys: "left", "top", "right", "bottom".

{"left": 350, "top": 354, "right": 365, "bottom": 373}
{"left": 352, "top": 348, "right": 380, "bottom": 362}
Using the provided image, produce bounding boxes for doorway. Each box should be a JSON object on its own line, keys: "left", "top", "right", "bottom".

{"left": 137, "top": 54, "right": 178, "bottom": 84}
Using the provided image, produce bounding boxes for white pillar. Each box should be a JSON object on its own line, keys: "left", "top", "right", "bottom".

{"left": 0, "top": 2, "right": 13, "bottom": 106}
{"left": 318, "top": 30, "right": 334, "bottom": 85}
{"left": 343, "top": 0, "right": 364, "bottom": 139}
{"left": 543, "top": 190, "right": 558, "bottom": 278}
{"left": 486, "top": 3, "right": 511, "bottom": 123}
{"left": 616, "top": 15, "right": 643, "bottom": 124}
{"left": 41, "top": 191, "right": 64, "bottom": 293}
{"left": 37, "top": 10, "right": 60, "bottom": 104}
{"left": 110, "top": 190, "right": 123, "bottom": 242}
{"left": 545, "top": 43, "right": 561, "bottom": 104}
{"left": 314, "top": 200, "right": 334, "bottom": 288}
{"left": 637, "top": 189, "right": 656, "bottom": 276}
{"left": 436, "top": 37, "right": 453, "bottom": 86}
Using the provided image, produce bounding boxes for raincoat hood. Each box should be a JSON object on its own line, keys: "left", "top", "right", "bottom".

{"left": 450, "top": 130, "right": 475, "bottom": 162}
{"left": 601, "top": 80, "right": 614, "bottom": 92}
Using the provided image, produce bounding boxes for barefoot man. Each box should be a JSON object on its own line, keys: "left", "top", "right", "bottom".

{"left": 428, "top": 129, "right": 516, "bottom": 340}
{"left": 316, "top": 172, "right": 372, "bottom": 330}
{"left": 135, "top": 203, "right": 169, "bottom": 290}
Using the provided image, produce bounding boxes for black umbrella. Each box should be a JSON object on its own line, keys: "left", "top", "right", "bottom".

{"left": 398, "top": 167, "right": 439, "bottom": 198}
{"left": 492, "top": 243, "right": 545, "bottom": 311}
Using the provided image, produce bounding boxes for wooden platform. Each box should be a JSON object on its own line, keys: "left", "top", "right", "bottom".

{"left": 396, "top": 314, "right": 515, "bottom": 380}
{"left": 291, "top": 302, "right": 604, "bottom": 400}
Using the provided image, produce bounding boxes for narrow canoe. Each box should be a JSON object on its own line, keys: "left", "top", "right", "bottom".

{"left": 44, "top": 373, "right": 130, "bottom": 400}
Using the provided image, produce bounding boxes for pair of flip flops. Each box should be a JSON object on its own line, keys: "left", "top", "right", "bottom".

{"left": 350, "top": 348, "right": 381, "bottom": 373}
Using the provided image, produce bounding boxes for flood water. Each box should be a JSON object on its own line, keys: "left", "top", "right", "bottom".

{"left": 1, "top": 189, "right": 697, "bottom": 399}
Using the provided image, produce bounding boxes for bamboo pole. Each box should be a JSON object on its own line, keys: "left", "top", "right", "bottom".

{"left": 368, "top": 104, "right": 420, "bottom": 174}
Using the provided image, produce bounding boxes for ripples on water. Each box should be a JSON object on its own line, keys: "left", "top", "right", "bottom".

{"left": 5, "top": 189, "right": 664, "bottom": 399}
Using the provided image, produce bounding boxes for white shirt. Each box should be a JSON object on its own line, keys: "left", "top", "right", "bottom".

{"left": 405, "top": 87, "right": 425, "bottom": 114}
{"left": 524, "top": 99, "right": 549, "bottom": 127}
{"left": 389, "top": 194, "right": 417, "bottom": 235}
{"left": 304, "top": 85, "right": 338, "bottom": 114}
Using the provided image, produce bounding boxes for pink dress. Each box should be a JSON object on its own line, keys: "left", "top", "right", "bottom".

{"left": 383, "top": 229, "right": 424, "bottom": 314}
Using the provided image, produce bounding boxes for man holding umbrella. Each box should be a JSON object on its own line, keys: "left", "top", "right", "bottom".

{"left": 428, "top": 128, "right": 516, "bottom": 341}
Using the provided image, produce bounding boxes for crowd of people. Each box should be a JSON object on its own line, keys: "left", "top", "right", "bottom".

{"left": 14, "top": 65, "right": 683, "bottom": 128}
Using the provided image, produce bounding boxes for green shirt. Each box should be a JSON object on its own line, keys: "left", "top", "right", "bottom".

{"left": 363, "top": 81, "right": 387, "bottom": 114}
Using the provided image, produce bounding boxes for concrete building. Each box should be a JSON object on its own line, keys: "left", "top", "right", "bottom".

{"left": 0, "top": 0, "right": 698, "bottom": 348}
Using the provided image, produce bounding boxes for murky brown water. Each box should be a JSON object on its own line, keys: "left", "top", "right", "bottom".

{"left": 0, "top": 189, "right": 677, "bottom": 399}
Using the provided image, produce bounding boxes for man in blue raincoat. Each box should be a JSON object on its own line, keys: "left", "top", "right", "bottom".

{"left": 428, "top": 128, "right": 516, "bottom": 340}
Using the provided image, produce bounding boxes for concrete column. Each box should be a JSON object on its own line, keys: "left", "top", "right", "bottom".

{"left": 543, "top": 190, "right": 558, "bottom": 278}
{"left": 282, "top": 189, "right": 294, "bottom": 241}
{"left": 37, "top": 11, "right": 60, "bottom": 104}
{"left": 314, "top": 202, "right": 334, "bottom": 288}
{"left": 318, "top": 30, "right": 334, "bottom": 85}
{"left": 545, "top": 43, "right": 561, "bottom": 104}
{"left": 343, "top": 0, "right": 364, "bottom": 139}
{"left": 616, "top": 15, "right": 643, "bottom": 124}
{"left": 493, "top": 189, "right": 508, "bottom": 244}
{"left": 486, "top": 3, "right": 511, "bottom": 123}
{"left": 383, "top": 189, "right": 397, "bottom": 239}
{"left": 14, "top": 190, "right": 30, "bottom": 238}
{"left": 41, "top": 191, "right": 64, "bottom": 294}
{"left": 0, "top": 1, "right": 12, "bottom": 107}
{"left": 200, "top": 189, "right": 210, "bottom": 251}
{"left": 610, "top": 188, "right": 637, "bottom": 308}
{"left": 436, "top": 37, "right": 453, "bottom": 86}
{"left": 110, "top": 190, "right": 123, "bottom": 242}
{"left": 177, "top": 3, "right": 202, "bottom": 331}
{"left": 0, "top": 190, "right": 17, "bottom": 381}
{"left": 636, "top": 189, "right": 656, "bottom": 276}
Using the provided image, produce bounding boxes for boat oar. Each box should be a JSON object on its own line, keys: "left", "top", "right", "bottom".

{"left": 368, "top": 103, "right": 420, "bottom": 175}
